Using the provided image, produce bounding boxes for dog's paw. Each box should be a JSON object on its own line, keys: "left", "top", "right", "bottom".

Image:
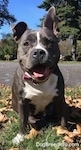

{"left": 12, "top": 133, "right": 24, "bottom": 145}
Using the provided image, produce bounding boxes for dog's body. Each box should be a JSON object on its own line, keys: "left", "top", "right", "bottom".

{"left": 11, "top": 7, "right": 68, "bottom": 143}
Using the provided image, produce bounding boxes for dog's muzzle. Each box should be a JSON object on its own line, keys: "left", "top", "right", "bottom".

{"left": 32, "top": 49, "right": 46, "bottom": 61}
{"left": 22, "top": 48, "right": 52, "bottom": 83}
{"left": 22, "top": 64, "right": 52, "bottom": 84}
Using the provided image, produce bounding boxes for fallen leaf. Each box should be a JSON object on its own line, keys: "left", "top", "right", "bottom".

{"left": 68, "top": 131, "right": 79, "bottom": 138}
{"left": 53, "top": 126, "right": 70, "bottom": 136}
{"left": 63, "top": 135, "right": 73, "bottom": 143}
{"left": 53, "top": 126, "right": 79, "bottom": 143}
{"left": 65, "top": 97, "right": 81, "bottom": 108}
{"left": 0, "top": 107, "right": 7, "bottom": 112}
{"left": 0, "top": 112, "right": 8, "bottom": 123}
{"left": 75, "top": 99, "right": 81, "bottom": 108}
{"left": 25, "top": 128, "right": 39, "bottom": 139}
{"left": 76, "top": 124, "right": 81, "bottom": 134}
{"left": 0, "top": 107, "right": 13, "bottom": 113}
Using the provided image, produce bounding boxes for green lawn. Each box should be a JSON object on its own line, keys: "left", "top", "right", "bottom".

{"left": 0, "top": 84, "right": 80, "bottom": 150}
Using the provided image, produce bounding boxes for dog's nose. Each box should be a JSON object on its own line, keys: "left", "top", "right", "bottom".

{"left": 32, "top": 49, "right": 46, "bottom": 60}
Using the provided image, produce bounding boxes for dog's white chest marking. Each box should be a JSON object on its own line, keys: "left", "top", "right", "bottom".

{"left": 23, "top": 74, "right": 58, "bottom": 114}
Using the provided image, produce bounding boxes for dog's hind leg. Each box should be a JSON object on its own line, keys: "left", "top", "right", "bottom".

{"left": 61, "top": 98, "right": 69, "bottom": 129}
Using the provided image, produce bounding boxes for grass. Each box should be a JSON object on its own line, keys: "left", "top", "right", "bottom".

{"left": 0, "top": 123, "right": 64, "bottom": 150}
{"left": 0, "top": 84, "right": 81, "bottom": 150}
{"left": 65, "top": 86, "right": 81, "bottom": 99}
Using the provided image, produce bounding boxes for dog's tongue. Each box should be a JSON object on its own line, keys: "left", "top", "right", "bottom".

{"left": 23, "top": 65, "right": 50, "bottom": 81}
{"left": 32, "top": 65, "right": 47, "bottom": 78}
{"left": 33, "top": 67, "right": 45, "bottom": 78}
{"left": 33, "top": 72, "right": 44, "bottom": 78}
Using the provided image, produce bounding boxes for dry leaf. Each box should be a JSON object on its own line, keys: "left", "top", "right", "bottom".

{"left": 65, "top": 97, "right": 81, "bottom": 108}
{"left": 53, "top": 126, "right": 71, "bottom": 136}
{"left": 76, "top": 124, "right": 81, "bottom": 134}
{"left": 65, "top": 96, "right": 74, "bottom": 107}
{"left": 53, "top": 126, "right": 79, "bottom": 143}
{"left": 0, "top": 107, "right": 13, "bottom": 113}
{"left": 0, "top": 107, "right": 7, "bottom": 112}
{"left": 0, "top": 112, "right": 8, "bottom": 123}
{"left": 75, "top": 99, "right": 81, "bottom": 108}
{"left": 25, "top": 128, "right": 39, "bottom": 139}
{"left": 0, "top": 97, "right": 12, "bottom": 106}
{"left": 63, "top": 135, "right": 73, "bottom": 143}
{"left": 68, "top": 131, "right": 79, "bottom": 138}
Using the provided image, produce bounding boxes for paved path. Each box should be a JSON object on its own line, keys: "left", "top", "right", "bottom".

{"left": 0, "top": 61, "right": 18, "bottom": 86}
{"left": 0, "top": 61, "right": 81, "bottom": 87}
{"left": 59, "top": 63, "right": 81, "bottom": 87}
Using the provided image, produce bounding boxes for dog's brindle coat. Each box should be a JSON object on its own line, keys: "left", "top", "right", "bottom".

{"left": 11, "top": 7, "right": 69, "bottom": 143}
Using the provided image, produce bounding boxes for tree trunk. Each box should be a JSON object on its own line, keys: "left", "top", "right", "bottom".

{"left": 71, "top": 36, "right": 77, "bottom": 61}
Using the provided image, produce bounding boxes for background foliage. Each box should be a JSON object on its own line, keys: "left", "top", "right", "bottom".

{"left": 38, "top": 0, "right": 81, "bottom": 40}
{"left": 38, "top": 0, "right": 81, "bottom": 60}
{"left": 0, "top": 0, "right": 81, "bottom": 61}
{"left": 0, "top": 0, "right": 16, "bottom": 28}
{"left": 0, "top": 34, "right": 17, "bottom": 60}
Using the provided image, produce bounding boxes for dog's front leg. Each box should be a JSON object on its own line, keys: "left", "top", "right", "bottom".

{"left": 12, "top": 98, "right": 30, "bottom": 144}
{"left": 18, "top": 99, "right": 30, "bottom": 134}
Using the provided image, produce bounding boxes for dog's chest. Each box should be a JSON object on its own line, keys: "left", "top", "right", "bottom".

{"left": 23, "top": 74, "right": 58, "bottom": 114}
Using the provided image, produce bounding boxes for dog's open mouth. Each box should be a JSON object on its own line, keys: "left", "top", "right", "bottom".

{"left": 23, "top": 65, "right": 51, "bottom": 82}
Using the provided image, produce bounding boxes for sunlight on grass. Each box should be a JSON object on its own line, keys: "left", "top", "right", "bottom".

{"left": 0, "top": 84, "right": 81, "bottom": 150}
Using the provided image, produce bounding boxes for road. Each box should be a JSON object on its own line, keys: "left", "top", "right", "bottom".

{"left": 0, "top": 61, "right": 81, "bottom": 87}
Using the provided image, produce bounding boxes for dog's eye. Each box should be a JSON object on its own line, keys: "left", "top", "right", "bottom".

{"left": 23, "top": 41, "right": 29, "bottom": 46}
{"left": 42, "top": 38, "right": 54, "bottom": 46}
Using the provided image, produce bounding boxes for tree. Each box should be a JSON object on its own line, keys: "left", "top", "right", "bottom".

{"left": 0, "top": 0, "right": 16, "bottom": 28}
{"left": 38, "top": 0, "right": 81, "bottom": 60}
{"left": 0, "top": 33, "right": 17, "bottom": 60}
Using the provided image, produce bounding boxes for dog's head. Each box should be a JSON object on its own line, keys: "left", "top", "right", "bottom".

{"left": 11, "top": 7, "right": 60, "bottom": 83}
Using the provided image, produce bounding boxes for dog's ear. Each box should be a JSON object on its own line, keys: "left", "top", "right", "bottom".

{"left": 11, "top": 22, "right": 28, "bottom": 42}
{"left": 43, "top": 6, "right": 58, "bottom": 36}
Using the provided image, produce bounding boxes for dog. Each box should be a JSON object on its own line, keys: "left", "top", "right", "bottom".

{"left": 11, "top": 6, "right": 69, "bottom": 144}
